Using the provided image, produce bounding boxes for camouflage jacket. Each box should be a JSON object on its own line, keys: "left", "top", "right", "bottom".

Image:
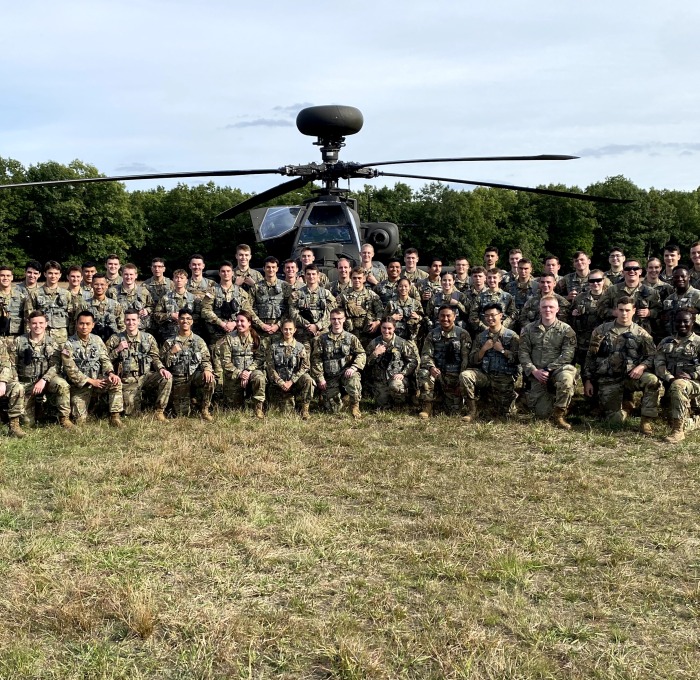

{"left": 365, "top": 335, "right": 418, "bottom": 382}
{"left": 374, "top": 279, "right": 419, "bottom": 306}
{"left": 62, "top": 334, "right": 115, "bottom": 385}
{"left": 81, "top": 297, "right": 126, "bottom": 342}
{"left": 584, "top": 321, "right": 655, "bottom": 380}
{"left": 420, "top": 325, "right": 471, "bottom": 374}
{"left": 425, "top": 290, "right": 469, "bottom": 328}
{"left": 401, "top": 268, "right": 428, "bottom": 283}
{"left": 569, "top": 291, "right": 604, "bottom": 350}
{"left": 249, "top": 278, "right": 292, "bottom": 327}
{"left": 0, "top": 285, "right": 28, "bottom": 335}
{"left": 470, "top": 289, "right": 517, "bottom": 332}
{"left": 266, "top": 338, "right": 310, "bottom": 385}
{"left": 153, "top": 290, "right": 199, "bottom": 340}
{"left": 201, "top": 284, "right": 252, "bottom": 333}
{"left": 311, "top": 330, "right": 366, "bottom": 381}
{"left": 0, "top": 340, "right": 15, "bottom": 384}
{"left": 519, "top": 292, "right": 570, "bottom": 329}
{"left": 105, "top": 331, "right": 163, "bottom": 381}
{"left": 12, "top": 334, "right": 62, "bottom": 384}
{"left": 186, "top": 277, "right": 216, "bottom": 300}
{"left": 661, "top": 288, "right": 700, "bottom": 335}
{"left": 25, "top": 285, "right": 73, "bottom": 331}
{"left": 654, "top": 332, "right": 700, "bottom": 382}
{"left": 219, "top": 332, "right": 265, "bottom": 379}
{"left": 161, "top": 333, "right": 212, "bottom": 379}
{"left": 383, "top": 296, "right": 423, "bottom": 340}
{"left": 519, "top": 319, "right": 576, "bottom": 376}
{"left": 107, "top": 284, "right": 154, "bottom": 331}
{"left": 290, "top": 286, "right": 336, "bottom": 333}
{"left": 142, "top": 276, "right": 173, "bottom": 304}
{"left": 598, "top": 282, "right": 661, "bottom": 333}
{"left": 469, "top": 327, "right": 520, "bottom": 376}
{"left": 506, "top": 277, "right": 538, "bottom": 312}
{"left": 336, "top": 288, "right": 383, "bottom": 334}
{"left": 328, "top": 279, "right": 352, "bottom": 299}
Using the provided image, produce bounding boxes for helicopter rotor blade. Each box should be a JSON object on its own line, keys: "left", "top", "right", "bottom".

{"left": 358, "top": 154, "right": 578, "bottom": 169}
{"left": 214, "top": 176, "right": 312, "bottom": 221}
{"left": 376, "top": 171, "right": 632, "bottom": 204}
{"left": 0, "top": 168, "right": 284, "bottom": 190}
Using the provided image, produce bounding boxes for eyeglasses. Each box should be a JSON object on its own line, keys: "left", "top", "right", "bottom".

{"left": 588, "top": 278, "right": 604, "bottom": 284}
{"left": 624, "top": 266, "right": 641, "bottom": 272}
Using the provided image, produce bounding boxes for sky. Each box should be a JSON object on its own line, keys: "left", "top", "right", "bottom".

{"left": 1, "top": 0, "right": 698, "bottom": 200}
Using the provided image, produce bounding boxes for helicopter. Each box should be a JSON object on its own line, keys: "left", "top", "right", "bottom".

{"left": 0, "top": 104, "right": 629, "bottom": 273}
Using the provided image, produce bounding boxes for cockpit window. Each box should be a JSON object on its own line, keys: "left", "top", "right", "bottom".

{"left": 297, "top": 226, "right": 354, "bottom": 246}
{"left": 258, "top": 207, "right": 300, "bottom": 240}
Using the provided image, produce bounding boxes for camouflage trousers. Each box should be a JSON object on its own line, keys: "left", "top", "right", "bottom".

{"left": 318, "top": 373, "right": 362, "bottom": 412}
{"left": 121, "top": 372, "right": 173, "bottom": 415}
{"left": 369, "top": 376, "right": 409, "bottom": 408}
{"left": 526, "top": 365, "right": 577, "bottom": 418}
{"left": 460, "top": 369, "right": 517, "bottom": 414}
{"left": 666, "top": 378, "right": 700, "bottom": 421}
{"left": 416, "top": 369, "right": 466, "bottom": 415}
{"left": 268, "top": 373, "right": 314, "bottom": 412}
{"left": 70, "top": 379, "right": 124, "bottom": 419}
{"left": 597, "top": 374, "right": 660, "bottom": 422}
{"left": 171, "top": 370, "right": 215, "bottom": 417}
{"left": 223, "top": 369, "right": 266, "bottom": 408}
{"left": 20, "top": 376, "right": 70, "bottom": 425}
{"left": 1, "top": 380, "right": 25, "bottom": 419}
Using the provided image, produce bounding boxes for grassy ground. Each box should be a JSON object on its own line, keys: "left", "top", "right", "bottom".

{"left": 0, "top": 409, "right": 698, "bottom": 679}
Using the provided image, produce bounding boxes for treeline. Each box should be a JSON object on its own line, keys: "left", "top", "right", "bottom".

{"left": 2, "top": 156, "right": 699, "bottom": 273}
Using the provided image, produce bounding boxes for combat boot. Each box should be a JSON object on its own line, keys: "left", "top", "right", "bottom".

{"left": 8, "top": 417, "right": 26, "bottom": 438}
{"left": 255, "top": 402, "right": 265, "bottom": 419}
{"left": 461, "top": 399, "right": 477, "bottom": 423}
{"left": 639, "top": 416, "right": 654, "bottom": 436}
{"left": 109, "top": 413, "right": 123, "bottom": 429}
{"left": 552, "top": 407, "right": 572, "bottom": 430}
{"left": 418, "top": 403, "right": 433, "bottom": 419}
{"left": 351, "top": 403, "right": 361, "bottom": 420}
{"left": 154, "top": 409, "right": 167, "bottom": 422}
{"left": 201, "top": 409, "right": 214, "bottom": 422}
{"left": 59, "top": 415, "right": 74, "bottom": 430}
{"left": 300, "top": 403, "right": 310, "bottom": 420}
{"left": 665, "top": 418, "right": 685, "bottom": 443}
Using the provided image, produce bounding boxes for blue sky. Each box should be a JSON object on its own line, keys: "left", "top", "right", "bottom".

{"left": 1, "top": 0, "right": 698, "bottom": 197}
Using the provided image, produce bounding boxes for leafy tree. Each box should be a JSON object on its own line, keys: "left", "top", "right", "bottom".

{"left": 0, "top": 157, "right": 30, "bottom": 269}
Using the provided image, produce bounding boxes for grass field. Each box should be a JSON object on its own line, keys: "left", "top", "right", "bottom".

{"left": 0, "top": 410, "right": 698, "bottom": 679}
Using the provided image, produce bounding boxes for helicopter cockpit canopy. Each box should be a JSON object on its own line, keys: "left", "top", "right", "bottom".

{"left": 250, "top": 206, "right": 301, "bottom": 241}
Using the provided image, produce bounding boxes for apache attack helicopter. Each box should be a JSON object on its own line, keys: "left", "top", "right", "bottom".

{"left": 0, "top": 105, "right": 628, "bottom": 274}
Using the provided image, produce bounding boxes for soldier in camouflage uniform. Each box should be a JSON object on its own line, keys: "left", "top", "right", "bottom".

{"left": 401, "top": 248, "right": 428, "bottom": 284}
{"left": 425, "top": 272, "right": 469, "bottom": 331}
{"left": 290, "top": 265, "right": 336, "bottom": 350}
{"left": 417, "top": 305, "right": 471, "bottom": 418}
{"left": 328, "top": 257, "right": 353, "bottom": 299}
{"left": 299, "top": 248, "right": 330, "bottom": 288}
{"left": 12, "top": 311, "right": 72, "bottom": 429}
{"left": 61, "top": 310, "right": 124, "bottom": 427}
{"left": 107, "top": 263, "right": 154, "bottom": 332}
{"left": 311, "top": 308, "right": 366, "bottom": 419}
{"left": 142, "top": 257, "right": 173, "bottom": 305}
{"left": 655, "top": 309, "right": 700, "bottom": 442}
{"left": 104, "top": 254, "right": 123, "bottom": 289}
{"left": 234, "top": 244, "right": 264, "bottom": 294}
{"left": 505, "top": 258, "right": 538, "bottom": 323}
{"left": 661, "top": 266, "right": 700, "bottom": 337}
{"left": 360, "top": 244, "right": 387, "bottom": 287}
{"left": 461, "top": 302, "right": 520, "bottom": 421}
{"left": 0, "top": 333, "right": 26, "bottom": 437}
{"left": 24, "top": 261, "right": 73, "bottom": 345}
{"left": 249, "top": 256, "right": 292, "bottom": 340}
{"left": 105, "top": 309, "right": 172, "bottom": 420}
{"left": 643, "top": 258, "right": 672, "bottom": 301}
{"left": 15, "top": 260, "right": 42, "bottom": 296}
{"left": 83, "top": 274, "right": 126, "bottom": 342}
{"left": 283, "top": 260, "right": 305, "bottom": 291}
{"left": 187, "top": 254, "right": 216, "bottom": 301}
{"left": 336, "top": 268, "right": 383, "bottom": 346}
{"left": 375, "top": 258, "right": 419, "bottom": 305}
{"left": 470, "top": 269, "right": 517, "bottom": 332}
{"left": 584, "top": 297, "right": 659, "bottom": 434}
{"left": 218, "top": 310, "right": 267, "bottom": 418}
{"left": 365, "top": 317, "right": 418, "bottom": 409}
{"left": 153, "top": 269, "right": 197, "bottom": 342}
{"left": 519, "top": 295, "right": 577, "bottom": 429}
{"left": 265, "top": 318, "right": 314, "bottom": 418}
{"left": 0, "top": 264, "right": 28, "bottom": 346}
{"left": 605, "top": 248, "right": 625, "bottom": 286}
{"left": 555, "top": 251, "right": 598, "bottom": 301}
{"left": 570, "top": 270, "right": 606, "bottom": 369}
{"left": 689, "top": 242, "right": 700, "bottom": 290}
{"left": 453, "top": 256, "right": 471, "bottom": 294}
{"left": 383, "top": 278, "right": 423, "bottom": 342}
{"left": 660, "top": 244, "right": 681, "bottom": 284}
{"left": 160, "top": 309, "right": 215, "bottom": 420}
{"left": 519, "top": 274, "right": 570, "bottom": 330}
{"left": 416, "top": 259, "right": 444, "bottom": 313}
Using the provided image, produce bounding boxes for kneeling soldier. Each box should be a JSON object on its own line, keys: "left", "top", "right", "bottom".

{"left": 105, "top": 309, "right": 173, "bottom": 421}
{"left": 266, "top": 318, "right": 313, "bottom": 418}
{"left": 311, "top": 308, "right": 366, "bottom": 419}
{"left": 13, "top": 311, "right": 72, "bottom": 429}
{"left": 62, "top": 310, "right": 124, "bottom": 427}
{"left": 1, "top": 338, "right": 25, "bottom": 437}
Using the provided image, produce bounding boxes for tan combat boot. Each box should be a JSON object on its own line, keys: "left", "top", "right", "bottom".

{"left": 418, "top": 403, "right": 433, "bottom": 419}
{"left": 59, "top": 415, "right": 74, "bottom": 430}
{"left": 201, "top": 408, "right": 213, "bottom": 422}
{"left": 109, "top": 413, "right": 123, "bottom": 428}
{"left": 461, "top": 399, "right": 477, "bottom": 423}
{"left": 8, "top": 417, "right": 26, "bottom": 438}
{"left": 351, "top": 403, "right": 361, "bottom": 420}
{"left": 300, "top": 403, "right": 310, "bottom": 420}
{"left": 665, "top": 418, "right": 685, "bottom": 443}
{"left": 255, "top": 402, "right": 265, "bottom": 419}
{"left": 154, "top": 409, "right": 167, "bottom": 422}
{"left": 552, "top": 407, "right": 572, "bottom": 430}
{"left": 639, "top": 416, "right": 654, "bottom": 436}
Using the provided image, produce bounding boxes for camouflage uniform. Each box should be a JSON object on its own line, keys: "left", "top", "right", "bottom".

{"left": 233, "top": 267, "right": 263, "bottom": 294}
{"left": 218, "top": 333, "right": 266, "bottom": 408}
{"left": 290, "top": 286, "right": 336, "bottom": 348}
{"left": 519, "top": 292, "right": 570, "bottom": 330}
{"left": 605, "top": 269, "right": 625, "bottom": 286}
{"left": 265, "top": 336, "right": 314, "bottom": 412}
{"left": 401, "top": 268, "right": 428, "bottom": 284}
{"left": 161, "top": 333, "right": 215, "bottom": 417}
{"left": 249, "top": 279, "right": 292, "bottom": 333}
{"left": 661, "top": 288, "right": 700, "bottom": 336}
{"left": 461, "top": 327, "right": 520, "bottom": 415}
{"left": 470, "top": 289, "right": 517, "bottom": 332}
{"left": 153, "top": 290, "right": 198, "bottom": 341}
{"left": 425, "top": 291, "right": 470, "bottom": 330}
{"left": 200, "top": 283, "right": 252, "bottom": 345}
{"left": 328, "top": 279, "right": 352, "bottom": 299}
{"left": 689, "top": 270, "right": 700, "bottom": 291}
{"left": 61, "top": 334, "right": 124, "bottom": 419}
{"left": 361, "top": 263, "right": 387, "bottom": 285}
{"left": 570, "top": 290, "right": 604, "bottom": 368}
{"left": 311, "top": 330, "right": 366, "bottom": 412}
{"left": 417, "top": 325, "right": 471, "bottom": 414}
{"left": 416, "top": 277, "right": 443, "bottom": 311}
{"left": 598, "top": 282, "right": 660, "bottom": 336}
{"left": 644, "top": 279, "right": 673, "bottom": 302}
{"left": 82, "top": 297, "right": 126, "bottom": 343}
{"left": 336, "top": 287, "right": 383, "bottom": 344}
{"left": 555, "top": 272, "right": 609, "bottom": 297}
{"left": 454, "top": 277, "right": 471, "bottom": 294}
{"left": 105, "top": 274, "right": 123, "bottom": 289}
{"left": 105, "top": 331, "right": 172, "bottom": 415}
{"left": 655, "top": 332, "right": 700, "bottom": 422}
{"left": 374, "top": 279, "right": 419, "bottom": 306}
{"left": 506, "top": 277, "right": 538, "bottom": 315}
{"left": 107, "top": 283, "right": 154, "bottom": 332}
{"left": 584, "top": 321, "right": 659, "bottom": 422}
{"left": 12, "top": 334, "right": 71, "bottom": 425}
{"left": 0, "top": 341, "right": 25, "bottom": 420}
{"left": 186, "top": 277, "right": 216, "bottom": 300}
{"left": 25, "top": 285, "right": 73, "bottom": 345}
{"left": 142, "top": 276, "right": 173, "bottom": 305}
{"left": 365, "top": 335, "right": 419, "bottom": 407}
{"left": 383, "top": 296, "right": 424, "bottom": 342}
{"left": 519, "top": 319, "right": 577, "bottom": 417}
{"left": 0, "top": 285, "right": 28, "bottom": 343}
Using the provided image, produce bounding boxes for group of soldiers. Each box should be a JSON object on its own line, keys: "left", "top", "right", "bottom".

{"left": 3, "top": 240, "right": 700, "bottom": 443}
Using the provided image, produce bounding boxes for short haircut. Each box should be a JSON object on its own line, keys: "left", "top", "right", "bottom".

{"left": 404, "top": 248, "right": 419, "bottom": 257}
{"left": 178, "top": 307, "right": 194, "bottom": 318}
{"left": 92, "top": 273, "right": 107, "bottom": 282}
{"left": 121, "top": 263, "right": 138, "bottom": 273}
{"left": 329, "top": 307, "right": 345, "bottom": 317}
{"left": 544, "top": 255, "right": 560, "bottom": 264}
{"left": 664, "top": 243, "right": 681, "bottom": 254}
{"left": 336, "top": 257, "right": 351, "bottom": 268}
{"left": 617, "top": 296, "right": 635, "bottom": 307}
{"left": 673, "top": 265, "right": 689, "bottom": 274}
{"left": 151, "top": 257, "right": 166, "bottom": 265}
{"left": 691, "top": 241, "right": 700, "bottom": 250}
{"left": 76, "top": 310, "right": 95, "bottom": 322}
{"left": 454, "top": 256, "right": 469, "bottom": 264}
{"left": 486, "top": 268, "right": 502, "bottom": 277}
{"left": 66, "top": 265, "right": 82, "bottom": 275}
{"left": 264, "top": 256, "right": 279, "bottom": 266}
{"left": 219, "top": 260, "right": 234, "bottom": 269}
{"left": 623, "top": 259, "right": 641, "bottom": 268}
{"left": 105, "top": 254, "right": 120, "bottom": 262}
{"left": 25, "top": 260, "right": 42, "bottom": 272}
{"left": 27, "top": 310, "right": 46, "bottom": 320}
{"left": 304, "top": 264, "right": 318, "bottom": 273}
{"left": 539, "top": 273, "right": 556, "bottom": 282}
{"left": 509, "top": 248, "right": 522, "bottom": 256}
{"left": 437, "top": 304, "right": 456, "bottom": 315}
{"left": 124, "top": 308, "right": 140, "bottom": 317}
{"left": 471, "top": 266, "right": 486, "bottom": 276}
{"left": 539, "top": 294, "right": 558, "bottom": 304}
{"left": 351, "top": 267, "right": 366, "bottom": 276}
{"left": 82, "top": 261, "right": 97, "bottom": 269}
{"left": 172, "top": 268, "right": 188, "bottom": 278}
{"left": 283, "top": 259, "right": 297, "bottom": 268}
{"left": 430, "top": 258, "right": 443, "bottom": 266}
{"left": 387, "top": 257, "right": 402, "bottom": 266}
{"left": 518, "top": 258, "right": 532, "bottom": 267}
{"left": 484, "top": 246, "right": 499, "bottom": 255}
{"left": 609, "top": 246, "right": 624, "bottom": 255}
{"left": 0, "top": 264, "right": 13, "bottom": 273}
{"left": 483, "top": 302, "right": 503, "bottom": 314}
{"left": 588, "top": 269, "right": 605, "bottom": 278}
{"left": 44, "top": 260, "right": 61, "bottom": 272}
{"left": 189, "top": 253, "right": 205, "bottom": 262}
{"left": 573, "top": 250, "right": 589, "bottom": 259}
{"left": 236, "top": 243, "right": 252, "bottom": 254}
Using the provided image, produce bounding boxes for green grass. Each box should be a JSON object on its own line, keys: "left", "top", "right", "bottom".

{"left": 0, "top": 412, "right": 698, "bottom": 678}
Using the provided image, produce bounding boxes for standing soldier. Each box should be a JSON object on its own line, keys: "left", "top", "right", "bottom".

{"left": 15, "top": 260, "right": 42, "bottom": 295}
{"left": 0, "top": 264, "right": 28, "bottom": 345}
{"left": 689, "top": 242, "right": 700, "bottom": 290}
{"left": 365, "top": 317, "right": 418, "bottom": 410}
{"left": 470, "top": 268, "right": 517, "bottom": 332}
{"left": 328, "top": 257, "right": 353, "bottom": 298}
{"left": 655, "top": 308, "right": 700, "bottom": 443}
{"left": 160, "top": 309, "right": 215, "bottom": 421}
{"left": 290, "top": 265, "right": 336, "bottom": 350}
{"left": 107, "top": 263, "right": 154, "bottom": 332}
{"left": 25, "top": 261, "right": 72, "bottom": 345}
{"left": 105, "top": 309, "right": 172, "bottom": 421}
{"left": 153, "top": 269, "right": 197, "bottom": 342}
{"left": 283, "top": 259, "right": 305, "bottom": 291}
{"left": 417, "top": 305, "right": 471, "bottom": 419}
{"left": 84, "top": 273, "right": 126, "bottom": 342}
{"left": 298, "top": 248, "right": 330, "bottom": 287}
{"left": 556, "top": 251, "right": 596, "bottom": 301}
{"left": 584, "top": 297, "right": 660, "bottom": 434}
{"left": 360, "top": 244, "right": 387, "bottom": 286}
{"left": 0, "top": 337, "right": 26, "bottom": 437}
{"left": 483, "top": 247, "right": 509, "bottom": 280}
{"left": 425, "top": 272, "right": 469, "bottom": 330}
{"left": 661, "top": 266, "right": 700, "bottom": 337}
{"left": 501, "top": 248, "right": 522, "bottom": 287}
{"left": 402, "top": 248, "right": 428, "bottom": 284}
{"left": 453, "top": 256, "right": 471, "bottom": 293}
{"left": 519, "top": 295, "right": 577, "bottom": 429}
{"left": 383, "top": 278, "right": 423, "bottom": 343}
{"left": 12, "top": 311, "right": 72, "bottom": 430}
{"left": 605, "top": 247, "right": 625, "bottom": 285}
{"left": 335, "top": 268, "right": 383, "bottom": 345}
{"left": 81, "top": 262, "right": 98, "bottom": 295}
{"left": 570, "top": 270, "right": 606, "bottom": 369}
{"left": 265, "top": 318, "right": 314, "bottom": 419}
{"left": 61, "top": 310, "right": 123, "bottom": 427}
{"left": 506, "top": 258, "right": 538, "bottom": 321}
{"left": 643, "top": 257, "right": 673, "bottom": 302}
{"left": 311, "top": 308, "right": 365, "bottom": 419}
{"left": 660, "top": 244, "right": 682, "bottom": 283}
{"left": 375, "top": 258, "right": 418, "bottom": 305}
{"left": 416, "top": 258, "right": 443, "bottom": 313}
{"left": 519, "top": 274, "right": 570, "bottom": 329}
{"left": 187, "top": 253, "right": 216, "bottom": 299}
{"left": 143, "top": 257, "right": 173, "bottom": 305}
{"left": 234, "top": 243, "right": 264, "bottom": 293}
{"left": 249, "top": 256, "right": 291, "bottom": 340}
{"left": 65, "top": 266, "right": 92, "bottom": 339}
{"left": 461, "top": 302, "right": 520, "bottom": 422}
{"left": 104, "top": 254, "right": 122, "bottom": 289}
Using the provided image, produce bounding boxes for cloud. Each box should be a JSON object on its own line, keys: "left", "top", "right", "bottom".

{"left": 225, "top": 118, "right": 294, "bottom": 129}
{"left": 577, "top": 142, "right": 700, "bottom": 158}
{"left": 273, "top": 102, "right": 314, "bottom": 117}
{"left": 114, "top": 162, "right": 159, "bottom": 173}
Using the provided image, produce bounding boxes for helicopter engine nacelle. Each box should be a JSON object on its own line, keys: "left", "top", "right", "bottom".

{"left": 363, "top": 222, "right": 400, "bottom": 259}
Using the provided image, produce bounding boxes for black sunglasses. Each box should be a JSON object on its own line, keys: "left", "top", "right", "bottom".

{"left": 588, "top": 278, "right": 604, "bottom": 283}
{"left": 623, "top": 266, "right": 642, "bottom": 272}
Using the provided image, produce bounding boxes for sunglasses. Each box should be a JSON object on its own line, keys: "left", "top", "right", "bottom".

{"left": 624, "top": 266, "right": 642, "bottom": 272}
{"left": 588, "top": 278, "right": 604, "bottom": 284}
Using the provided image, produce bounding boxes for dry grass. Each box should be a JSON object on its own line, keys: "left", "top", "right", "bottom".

{"left": 0, "top": 410, "right": 698, "bottom": 678}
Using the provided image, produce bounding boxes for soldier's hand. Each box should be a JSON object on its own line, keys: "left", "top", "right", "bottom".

{"left": 677, "top": 371, "right": 692, "bottom": 380}
{"left": 308, "top": 324, "right": 319, "bottom": 336}
{"left": 571, "top": 308, "right": 580, "bottom": 317}
{"left": 393, "top": 373, "right": 405, "bottom": 381}
{"left": 584, "top": 379, "right": 595, "bottom": 397}
{"left": 108, "top": 373, "right": 121, "bottom": 386}
{"left": 429, "top": 366, "right": 441, "bottom": 378}
{"left": 117, "top": 340, "right": 129, "bottom": 352}
{"left": 374, "top": 344, "right": 387, "bottom": 356}
{"left": 281, "top": 380, "right": 293, "bottom": 392}
{"left": 89, "top": 377, "right": 107, "bottom": 389}
{"left": 392, "top": 313, "right": 402, "bottom": 321}
{"left": 171, "top": 343, "right": 182, "bottom": 354}
{"left": 317, "top": 379, "right": 327, "bottom": 391}
{"left": 170, "top": 312, "right": 179, "bottom": 321}
{"left": 0, "top": 382, "right": 7, "bottom": 398}
{"left": 235, "top": 276, "right": 246, "bottom": 287}
{"left": 139, "top": 308, "right": 149, "bottom": 318}
{"left": 410, "top": 311, "right": 420, "bottom": 320}
{"left": 493, "top": 340, "right": 504, "bottom": 352}
{"left": 203, "top": 370, "right": 215, "bottom": 384}
{"left": 240, "top": 370, "right": 251, "bottom": 387}
{"left": 368, "top": 320, "right": 380, "bottom": 332}
{"left": 344, "top": 367, "right": 356, "bottom": 379}
{"left": 483, "top": 339, "right": 494, "bottom": 351}
{"left": 160, "top": 368, "right": 172, "bottom": 380}
{"left": 628, "top": 365, "right": 645, "bottom": 380}
{"left": 244, "top": 276, "right": 255, "bottom": 288}
{"left": 367, "top": 274, "right": 378, "bottom": 285}
{"left": 567, "top": 290, "right": 578, "bottom": 301}
{"left": 32, "top": 378, "right": 47, "bottom": 396}
{"left": 532, "top": 368, "right": 549, "bottom": 384}
{"left": 636, "top": 307, "right": 649, "bottom": 318}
